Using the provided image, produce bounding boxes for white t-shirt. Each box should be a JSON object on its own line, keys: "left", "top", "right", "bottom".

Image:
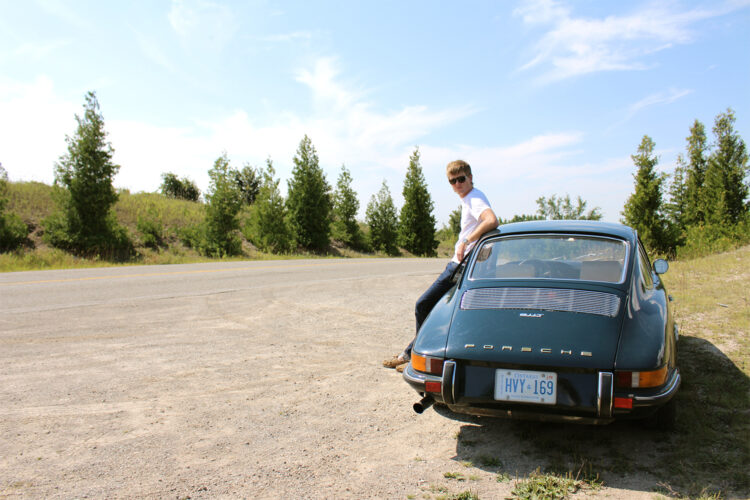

{"left": 452, "top": 187, "right": 493, "bottom": 263}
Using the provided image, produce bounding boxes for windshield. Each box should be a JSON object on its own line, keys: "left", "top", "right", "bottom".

{"left": 470, "top": 234, "right": 629, "bottom": 283}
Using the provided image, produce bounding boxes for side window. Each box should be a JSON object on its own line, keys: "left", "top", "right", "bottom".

{"left": 637, "top": 242, "right": 653, "bottom": 289}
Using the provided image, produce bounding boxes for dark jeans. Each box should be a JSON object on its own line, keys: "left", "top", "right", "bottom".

{"left": 404, "top": 261, "right": 458, "bottom": 357}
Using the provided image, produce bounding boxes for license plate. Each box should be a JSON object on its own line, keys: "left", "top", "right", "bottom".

{"left": 494, "top": 369, "right": 557, "bottom": 404}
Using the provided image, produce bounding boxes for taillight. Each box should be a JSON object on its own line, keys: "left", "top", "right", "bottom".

{"left": 411, "top": 353, "right": 445, "bottom": 375}
{"left": 425, "top": 381, "right": 442, "bottom": 393}
{"left": 614, "top": 397, "right": 633, "bottom": 409}
{"left": 616, "top": 366, "right": 668, "bottom": 388}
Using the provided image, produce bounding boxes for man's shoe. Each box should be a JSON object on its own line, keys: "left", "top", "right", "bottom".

{"left": 382, "top": 355, "right": 408, "bottom": 369}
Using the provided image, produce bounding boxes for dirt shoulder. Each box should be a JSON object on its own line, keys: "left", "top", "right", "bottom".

{"left": 0, "top": 260, "right": 726, "bottom": 499}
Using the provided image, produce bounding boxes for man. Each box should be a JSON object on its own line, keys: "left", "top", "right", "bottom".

{"left": 383, "top": 160, "right": 498, "bottom": 370}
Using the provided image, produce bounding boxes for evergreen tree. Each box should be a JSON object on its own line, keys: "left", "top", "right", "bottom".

{"left": 366, "top": 181, "right": 399, "bottom": 256}
{"left": 234, "top": 164, "right": 260, "bottom": 205}
{"left": 332, "top": 165, "right": 365, "bottom": 250}
{"left": 245, "top": 159, "right": 294, "bottom": 253}
{"left": 666, "top": 154, "right": 689, "bottom": 231}
{"left": 202, "top": 152, "right": 242, "bottom": 256}
{"left": 286, "top": 135, "right": 332, "bottom": 251}
{"left": 621, "top": 135, "right": 672, "bottom": 253}
{"left": 0, "top": 163, "right": 29, "bottom": 251}
{"left": 398, "top": 148, "right": 438, "bottom": 256}
{"left": 448, "top": 206, "right": 461, "bottom": 237}
{"left": 683, "top": 120, "right": 709, "bottom": 226}
{"left": 703, "top": 108, "right": 749, "bottom": 226}
{"left": 535, "top": 194, "right": 602, "bottom": 220}
{"left": 44, "top": 91, "right": 132, "bottom": 258}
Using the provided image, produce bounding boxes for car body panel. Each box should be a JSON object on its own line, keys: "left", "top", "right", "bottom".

{"left": 446, "top": 306, "right": 624, "bottom": 369}
{"left": 616, "top": 264, "right": 675, "bottom": 371}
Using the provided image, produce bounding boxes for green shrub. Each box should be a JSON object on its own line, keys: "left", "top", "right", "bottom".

{"left": 43, "top": 206, "right": 134, "bottom": 261}
{"left": 136, "top": 210, "right": 164, "bottom": 249}
{"left": 177, "top": 221, "right": 241, "bottom": 258}
{"left": 677, "top": 219, "right": 750, "bottom": 259}
{"left": 243, "top": 160, "right": 294, "bottom": 254}
{"left": 0, "top": 212, "right": 28, "bottom": 252}
{"left": 0, "top": 165, "right": 30, "bottom": 251}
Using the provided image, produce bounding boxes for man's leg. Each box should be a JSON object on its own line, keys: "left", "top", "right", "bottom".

{"left": 383, "top": 261, "right": 458, "bottom": 368}
{"left": 405, "top": 261, "right": 458, "bottom": 357}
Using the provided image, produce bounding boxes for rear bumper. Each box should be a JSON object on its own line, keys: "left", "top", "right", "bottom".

{"left": 403, "top": 363, "right": 444, "bottom": 400}
{"left": 625, "top": 368, "right": 681, "bottom": 407}
{"left": 404, "top": 362, "right": 681, "bottom": 424}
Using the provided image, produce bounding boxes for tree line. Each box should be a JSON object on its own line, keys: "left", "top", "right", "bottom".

{"left": 0, "top": 92, "right": 441, "bottom": 259}
{"left": 622, "top": 108, "right": 749, "bottom": 257}
{"left": 0, "top": 92, "right": 747, "bottom": 260}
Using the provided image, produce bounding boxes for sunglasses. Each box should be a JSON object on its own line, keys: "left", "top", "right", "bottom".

{"left": 448, "top": 175, "right": 467, "bottom": 185}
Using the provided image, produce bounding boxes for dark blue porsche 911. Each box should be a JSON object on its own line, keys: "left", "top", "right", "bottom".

{"left": 403, "top": 220, "right": 680, "bottom": 429}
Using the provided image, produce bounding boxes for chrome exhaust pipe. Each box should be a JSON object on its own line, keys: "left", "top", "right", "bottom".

{"left": 413, "top": 395, "right": 434, "bottom": 414}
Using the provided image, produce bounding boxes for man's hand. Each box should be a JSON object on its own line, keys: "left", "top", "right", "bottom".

{"left": 456, "top": 238, "right": 468, "bottom": 261}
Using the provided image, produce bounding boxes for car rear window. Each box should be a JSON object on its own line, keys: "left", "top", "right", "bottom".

{"left": 470, "top": 234, "right": 629, "bottom": 283}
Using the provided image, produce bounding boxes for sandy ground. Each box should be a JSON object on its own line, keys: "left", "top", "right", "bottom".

{"left": 0, "top": 260, "right": 680, "bottom": 499}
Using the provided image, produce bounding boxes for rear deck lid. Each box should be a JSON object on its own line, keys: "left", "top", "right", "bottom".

{"left": 446, "top": 285, "right": 625, "bottom": 369}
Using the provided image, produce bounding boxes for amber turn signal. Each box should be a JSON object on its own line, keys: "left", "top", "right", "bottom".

{"left": 411, "top": 353, "right": 444, "bottom": 375}
{"left": 616, "top": 366, "right": 668, "bottom": 388}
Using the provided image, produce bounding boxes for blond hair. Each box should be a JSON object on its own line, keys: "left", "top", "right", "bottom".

{"left": 446, "top": 160, "right": 472, "bottom": 177}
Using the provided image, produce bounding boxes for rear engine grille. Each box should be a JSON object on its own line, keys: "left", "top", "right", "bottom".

{"left": 460, "top": 287, "right": 621, "bottom": 317}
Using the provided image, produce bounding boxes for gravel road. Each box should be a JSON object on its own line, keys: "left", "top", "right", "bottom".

{"left": 1, "top": 259, "right": 664, "bottom": 499}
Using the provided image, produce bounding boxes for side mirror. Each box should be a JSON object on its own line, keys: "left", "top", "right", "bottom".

{"left": 653, "top": 259, "right": 669, "bottom": 275}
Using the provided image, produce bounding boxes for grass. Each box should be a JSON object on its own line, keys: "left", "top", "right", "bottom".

{"left": 511, "top": 468, "right": 601, "bottom": 500}
{"left": 429, "top": 489, "right": 479, "bottom": 500}
{"left": 655, "top": 245, "right": 750, "bottom": 497}
{"left": 443, "top": 472, "right": 466, "bottom": 481}
{"left": 663, "top": 245, "right": 749, "bottom": 372}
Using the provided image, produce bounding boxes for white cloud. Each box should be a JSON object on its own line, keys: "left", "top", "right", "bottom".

{"left": 168, "top": 0, "right": 238, "bottom": 51}
{"left": 0, "top": 60, "right": 474, "bottom": 199}
{"left": 515, "top": 0, "right": 743, "bottom": 83}
{"left": 605, "top": 87, "right": 693, "bottom": 131}
{"left": 0, "top": 76, "right": 77, "bottom": 183}
{"left": 295, "top": 58, "right": 362, "bottom": 110}
{"left": 628, "top": 88, "right": 693, "bottom": 116}
{"left": 293, "top": 58, "right": 478, "bottom": 166}
{"left": 514, "top": 0, "right": 570, "bottom": 25}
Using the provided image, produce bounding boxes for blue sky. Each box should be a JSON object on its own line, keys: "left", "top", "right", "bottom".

{"left": 1, "top": 0, "right": 748, "bottom": 225}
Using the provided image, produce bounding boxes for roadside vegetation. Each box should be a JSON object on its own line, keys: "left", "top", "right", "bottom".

{"left": 1, "top": 92, "right": 747, "bottom": 273}
{"left": 0, "top": 181, "right": 396, "bottom": 272}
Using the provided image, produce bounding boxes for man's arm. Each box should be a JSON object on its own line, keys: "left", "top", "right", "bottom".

{"left": 456, "top": 208, "right": 499, "bottom": 261}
